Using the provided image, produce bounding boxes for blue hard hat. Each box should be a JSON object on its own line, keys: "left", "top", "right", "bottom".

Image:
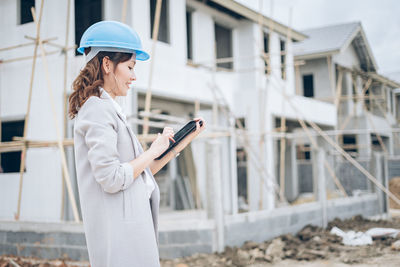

{"left": 77, "top": 21, "right": 150, "bottom": 61}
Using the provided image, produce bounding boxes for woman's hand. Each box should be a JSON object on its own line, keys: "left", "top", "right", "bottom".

{"left": 148, "top": 118, "right": 206, "bottom": 175}
{"left": 177, "top": 117, "right": 206, "bottom": 149}
{"left": 149, "top": 127, "right": 175, "bottom": 158}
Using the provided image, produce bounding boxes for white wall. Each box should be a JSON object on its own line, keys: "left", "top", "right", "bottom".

{"left": 298, "top": 58, "right": 332, "bottom": 100}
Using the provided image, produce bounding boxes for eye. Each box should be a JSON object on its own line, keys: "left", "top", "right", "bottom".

{"left": 128, "top": 66, "right": 133, "bottom": 70}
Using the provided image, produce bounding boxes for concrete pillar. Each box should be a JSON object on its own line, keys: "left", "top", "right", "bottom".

{"left": 383, "top": 154, "right": 390, "bottom": 214}
{"left": 269, "top": 32, "right": 281, "bottom": 80}
{"left": 192, "top": 11, "right": 214, "bottom": 68}
{"left": 206, "top": 140, "right": 225, "bottom": 252}
{"left": 355, "top": 75, "right": 363, "bottom": 116}
{"left": 285, "top": 39, "right": 295, "bottom": 95}
{"left": 229, "top": 123, "right": 238, "bottom": 215}
{"left": 344, "top": 72, "right": 354, "bottom": 116}
{"left": 283, "top": 139, "right": 299, "bottom": 202}
{"left": 357, "top": 131, "right": 371, "bottom": 158}
{"left": 168, "top": 158, "right": 178, "bottom": 210}
{"left": 312, "top": 148, "right": 328, "bottom": 228}
{"left": 370, "top": 152, "right": 388, "bottom": 214}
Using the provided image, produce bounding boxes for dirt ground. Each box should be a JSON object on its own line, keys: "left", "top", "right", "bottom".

{"left": 1, "top": 215, "right": 400, "bottom": 267}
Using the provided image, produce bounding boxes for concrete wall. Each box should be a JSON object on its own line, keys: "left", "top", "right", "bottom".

{"left": 298, "top": 159, "right": 372, "bottom": 196}
{"left": 225, "top": 193, "right": 379, "bottom": 247}
{"left": 337, "top": 160, "right": 370, "bottom": 195}
{"left": 298, "top": 58, "right": 331, "bottom": 100}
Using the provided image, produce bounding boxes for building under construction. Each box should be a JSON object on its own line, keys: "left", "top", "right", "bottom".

{"left": 0, "top": 0, "right": 400, "bottom": 260}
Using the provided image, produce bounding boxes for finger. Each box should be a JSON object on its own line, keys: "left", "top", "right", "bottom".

{"left": 169, "top": 136, "right": 176, "bottom": 143}
{"left": 165, "top": 129, "right": 174, "bottom": 135}
{"left": 163, "top": 127, "right": 173, "bottom": 133}
{"left": 194, "top": 118, "right": 204, "bottom": 127}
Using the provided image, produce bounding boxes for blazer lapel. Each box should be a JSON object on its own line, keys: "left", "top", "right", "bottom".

{"left": 113, "top": 102, "right": 158, "bottom": 185}
{"left": 115, "top": 111, "right": 140, "bottom": 154}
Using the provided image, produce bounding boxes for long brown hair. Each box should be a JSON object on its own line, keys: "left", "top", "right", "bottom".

{"left": 68, "top": 49, "right": 133, "bottom": 119}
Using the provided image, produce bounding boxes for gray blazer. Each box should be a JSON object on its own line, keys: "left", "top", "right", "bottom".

{"left": 73, "top": 92, "right": 160, "bottom": 267}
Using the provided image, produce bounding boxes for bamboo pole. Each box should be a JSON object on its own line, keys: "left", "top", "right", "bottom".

{"left": 121, "top": 0, "right": 128, "bottom": 23}
{"left": 267, "top": 0, "right": 274, "bottom": 76}
{"left": 0, "top": 77, "right": 2, "bottom": 172}
{"left": 31, "top": 7, "right": 80, "bottom": 222}
{"left": 327, "top": 55, "right": 335, "bottom": 101}
{"left": 194, "top": 100, "right": 200, "bottom": 117}
{"left": 257, "top": 0, "right": 266, "bottom": 209}
{"left": 0, "top": 139, "right": 74, "bottom": 153}
{"left": 0, "top": 41, "right": 35, "bottom": 52}
{"left": 295, "top": 64, "right": 301, "bottom": 95}
{"left": 334, "top": 70, "right": 343, "bottom": 109}
{"left": 317, "top": 95, "right": 385, "bottom": 101}
{"left": 142, "top": 0, "right": 163, "bottom": 146}
{"left": 24, "top": 36, "right": 58, "bottom": 44}
{"left": 60, "top": 0, "right": 72, "bottom": 221}
{"left": 15, "top": 0, "right": 45, "bottom": 221}
{"left": 0, "top": 51, "right": 58, "bottom": 64}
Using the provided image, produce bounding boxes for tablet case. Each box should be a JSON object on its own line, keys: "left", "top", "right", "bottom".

{"left": 155, "top": 120, "right": 203, "bottom": 160}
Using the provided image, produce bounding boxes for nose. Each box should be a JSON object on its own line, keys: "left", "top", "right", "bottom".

{"left": 131, "top": 71, "right": 136, "bottom": 81}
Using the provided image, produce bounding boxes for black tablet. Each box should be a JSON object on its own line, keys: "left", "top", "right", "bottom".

{"left": 155, "top": 119, "right": 203, "bottom": 160}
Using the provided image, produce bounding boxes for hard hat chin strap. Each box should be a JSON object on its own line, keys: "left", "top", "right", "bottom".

{"left": 112, "top": 72, "right": 120, "bottom": 95}
{"left": 84, "top": 47, "right": 136, "bottom": 64}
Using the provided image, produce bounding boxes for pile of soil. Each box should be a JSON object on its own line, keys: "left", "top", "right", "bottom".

{"left": 162, "top": 215, "right": 400, "bottom": 267}
{"left": 389, "top": 177, "right": 400, "bottom": 209}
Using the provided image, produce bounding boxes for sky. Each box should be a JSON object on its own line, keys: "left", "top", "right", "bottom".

{"left": 236, "top": 0, "right": 400, "bottom": 77}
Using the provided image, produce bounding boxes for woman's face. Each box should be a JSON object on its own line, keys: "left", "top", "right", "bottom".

{"left": 113, "top": 55, "right": 136, "bottom": 96}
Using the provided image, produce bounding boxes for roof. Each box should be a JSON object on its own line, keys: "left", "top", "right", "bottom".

{"left": 293, "top": 22, "right": 377, "bottom": 72}
{"left": 205, "top": 0, "right": 307, "bottom": 41}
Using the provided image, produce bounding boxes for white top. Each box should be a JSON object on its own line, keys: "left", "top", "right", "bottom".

{"left": 100, "top": 88, "right": 155, "bottom": 199}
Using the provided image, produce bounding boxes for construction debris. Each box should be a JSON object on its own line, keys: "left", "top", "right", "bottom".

{"left": 0, "top": 256, "right": 87, "bottom": 267}
{"left": 161, "top": 215, "right": 400, "bottom": 266}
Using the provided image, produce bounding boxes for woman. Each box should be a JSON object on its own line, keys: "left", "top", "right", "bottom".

{"left": 69, "top": 21, "right": 204, "bottom": 267}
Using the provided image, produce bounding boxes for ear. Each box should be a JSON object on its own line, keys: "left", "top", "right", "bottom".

{"left": 102, "top": 56, "right": 112, "bottom": 74}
